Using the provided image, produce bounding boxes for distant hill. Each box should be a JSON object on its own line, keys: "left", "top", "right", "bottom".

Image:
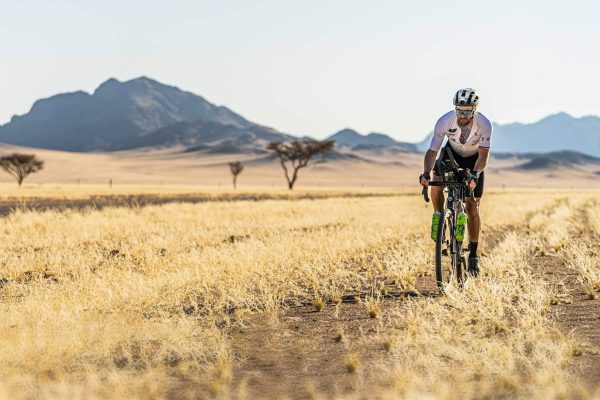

{"left": 415, "top": 112, "right": 600, "bottom": 156}
{"left": 327, "top": 128, "right": 417, "bottom": 152}
{"left": 111, "top": 119, "right": 294, "bottom": 153}
{"left": 507, "top": 150, "right": 600, "bottom": 172}
{"left": 494, "top": 150, "right": 600, "bottom": 164}
{"left": 512, "top": 157, "right": 574, "bottom": 171}
{"left": 0, "top": 77, "right": 254, "bottom": 151}
{"left": 510, "top": 150, "right": 600, "bottom": 171}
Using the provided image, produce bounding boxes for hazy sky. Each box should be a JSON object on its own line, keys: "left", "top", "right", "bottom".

{"left": 1, "top": 0, "right": 599, "bottom": 142}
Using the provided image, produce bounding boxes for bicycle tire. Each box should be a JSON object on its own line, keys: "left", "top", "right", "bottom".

{"left": 458, "top": 256, "right": 466, "bottom": 286}
{"left": 435, "top": 211, "right": 448, "bottom": 290}
{"left": 455, "top": 250, "right": 464, "bottom": 287}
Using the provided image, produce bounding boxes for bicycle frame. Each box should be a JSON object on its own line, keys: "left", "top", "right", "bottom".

{"left": 445, "top": 176, "right": 468, "bottom": 278}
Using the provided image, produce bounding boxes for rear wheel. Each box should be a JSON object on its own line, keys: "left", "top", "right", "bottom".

{"left": 435, "top": 212, "right": 452, "bottom": 290}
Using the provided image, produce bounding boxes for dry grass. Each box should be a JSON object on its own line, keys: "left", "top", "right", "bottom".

{"left": 372, "top": 231, "right": 579, "bottom": 399}
{"left": 560, "top": 201, "right": 600, "bottom": 294}
{"left": 587, "top": 201, "right": 600, "bottom": 236}
{"left": 0, "top": 188, "right": 597, "bottom": 398}
{"left": 344, "top": 354, "right": 361, "bottom": 374}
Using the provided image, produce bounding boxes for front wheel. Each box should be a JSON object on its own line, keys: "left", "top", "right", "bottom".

{"left": 435, "top": 212, "right": 452, "bottom": 290}
{"left": 456, "top": 251, "right": 465, "bottom": 287}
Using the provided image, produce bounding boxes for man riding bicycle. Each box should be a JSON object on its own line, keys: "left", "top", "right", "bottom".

{"left": 419, "top": 88, "right": 492, "bottom": 276}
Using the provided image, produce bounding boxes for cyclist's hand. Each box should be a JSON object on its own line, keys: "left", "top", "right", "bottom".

{"left": 468, "top": 175, "right": 478, "bottom": 190}
{"left": 419, "top": 172, "right": 430, "bottom": 187}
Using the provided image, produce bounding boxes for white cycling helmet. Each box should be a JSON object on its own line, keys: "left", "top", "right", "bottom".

{"left": 453, "top": 88, "right": 479, "bottom": 106}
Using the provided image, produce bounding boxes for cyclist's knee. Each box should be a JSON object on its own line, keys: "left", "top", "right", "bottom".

{"left": 431, "top": 187, "right": 442, "bottom": 198}
{"left": 466, "top": 198, "right": 480, "bottom": 216}
{"left": 430, "top": 175, "right": 442, "bottom": 194}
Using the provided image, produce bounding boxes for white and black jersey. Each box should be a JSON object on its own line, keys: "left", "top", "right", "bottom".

{"left": 429, "top": 111, "right": 492, "bottom": 157}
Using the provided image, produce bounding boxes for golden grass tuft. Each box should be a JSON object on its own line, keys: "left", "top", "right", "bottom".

{"left": 364, "top": 296, "right": 381, "bottom": 319}
{"left": 344, "top": 354, "right": 360, "bottom": 374}
{"left": 331, "top": 292, "right": 342, "bottom": 306}
{"left": 313, "top": 298, "right": 325, "bottom": 312}
{"left": 208, "top": 381, "right": 223, "bottom": 397}
{"left": 334, "top": 328, "right": 345, "bottom": 343}
{"left": 383, "top": 338, "right": 396, "bottom": 352}
{"left": 571, "top": 343, "right": 584, "bottom": 357}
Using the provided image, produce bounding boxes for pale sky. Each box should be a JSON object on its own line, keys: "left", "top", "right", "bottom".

{"left": 1, "top": 0, "right": 599, "bottom": 142}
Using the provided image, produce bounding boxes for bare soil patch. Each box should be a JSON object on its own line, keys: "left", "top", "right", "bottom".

{"left": 230, "top": 302, "right": 397, "bottom": 399}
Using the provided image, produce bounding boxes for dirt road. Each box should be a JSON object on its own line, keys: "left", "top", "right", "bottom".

{"left": 227, "top": 200, "right": 600, "bottom": 399}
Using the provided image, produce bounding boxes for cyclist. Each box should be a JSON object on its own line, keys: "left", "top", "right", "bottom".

{"left": 418, "top": 88, "right": 492, "bottom": 276}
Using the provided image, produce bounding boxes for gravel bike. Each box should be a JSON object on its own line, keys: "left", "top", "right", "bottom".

{"left": 422, "top": 147, "right": 475, "bottom": 290}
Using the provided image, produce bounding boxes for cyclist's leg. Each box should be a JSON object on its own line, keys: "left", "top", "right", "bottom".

{"left": 465, "top": 197, "right": 481, "bottom": 242}
{"left": 466, "top": 170, "right": 484, "bottom": 241}
{"left": 430, "top": 175, "right": 444, "bottom": 212}
{"left": 466, "top": 195, "right": 481, "bottom": 275}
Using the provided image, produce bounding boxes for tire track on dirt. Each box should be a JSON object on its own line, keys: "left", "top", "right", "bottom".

{"left": 532, "top": 200, "right": 600, "bottom": 394}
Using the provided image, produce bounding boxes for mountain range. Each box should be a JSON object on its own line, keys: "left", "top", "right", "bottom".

{"left": 0, "top": 77, "right": 598, "bottom": 157}
{"left": 0, "top": 77, "right": 286, "bottom": 152}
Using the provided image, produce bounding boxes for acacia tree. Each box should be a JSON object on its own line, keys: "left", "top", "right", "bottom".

{"left": 228, "top": 161, "right": 244, "bottom": 189}
{"left": 0, "top": 153, "right": 44, "bottom": 186}
{"left": 267, "top": 140, "right": 335, "bottom": 190}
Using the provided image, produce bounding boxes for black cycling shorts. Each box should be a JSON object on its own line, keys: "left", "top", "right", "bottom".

{"left": 433, "top": 145, "right": 485, "bottom": 198}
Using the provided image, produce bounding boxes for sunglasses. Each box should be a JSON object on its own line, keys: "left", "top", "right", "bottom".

{"left": 455, "top": 108, "right": 475, "bottom": 116}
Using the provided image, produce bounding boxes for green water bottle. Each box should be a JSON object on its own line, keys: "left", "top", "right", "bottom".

{"left": 456, "top": 212, "right": 467, "bottom": 241}
{"left": 431, "top": 212, "right": 441, "bottom": 241}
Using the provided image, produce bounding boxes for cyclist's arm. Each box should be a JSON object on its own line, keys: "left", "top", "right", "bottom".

{"left": 423, "top": 149, "right": 437, "bottom": 174}
{"left": 473, "top": 147, "right": 490, "bottom": 173}
{"left": 473, "top": 114, "right": 492, "bottom": 174}
{"left": 424, "top": 116, "right": 448, "bottom": 174}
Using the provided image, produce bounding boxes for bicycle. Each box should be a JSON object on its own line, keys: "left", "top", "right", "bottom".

{"left": 421, "top": 147, "right": 476, "bottom": 291}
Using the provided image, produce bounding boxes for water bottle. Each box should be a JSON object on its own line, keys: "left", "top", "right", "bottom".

{"left": 431, "top": 212, "right": 441, "bottom": 241}
{"left": 455, "top": 212, "right": 467, "bottom": 241}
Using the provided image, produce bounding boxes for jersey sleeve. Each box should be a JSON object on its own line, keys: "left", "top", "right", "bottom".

{"left": 479, "top": 116, "right": 492, "bottom": 148}
{"left": 428, "top": 116, "right": 447, "bottom": 152}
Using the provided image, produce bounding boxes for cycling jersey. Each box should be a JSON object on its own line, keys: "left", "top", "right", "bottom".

{"left": 429, "top": 111, "right": 492, "bottom": 157}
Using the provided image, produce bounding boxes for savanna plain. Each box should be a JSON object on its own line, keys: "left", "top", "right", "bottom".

{"left": 0, "top": 185, "right": 599, "bottom": 400}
